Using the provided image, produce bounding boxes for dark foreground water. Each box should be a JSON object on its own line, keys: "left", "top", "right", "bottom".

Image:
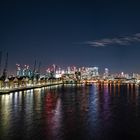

{"left": 0, "top": 84, "right": 140, "bottom": 140}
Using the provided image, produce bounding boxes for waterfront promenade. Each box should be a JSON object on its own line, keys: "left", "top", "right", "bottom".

{"left": 0, "top": 79, "right": 63, "bottom": 94}
{"left": 0, "top": 77, "right": 139, "bottom": 94}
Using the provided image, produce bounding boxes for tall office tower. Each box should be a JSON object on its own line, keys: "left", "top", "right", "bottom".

{"left": 104, "top": 68, "right": 109, "bottom": 77}
{"left": 93, "top": 67, "right": 99, "bottom": 76}
{"left": 16, "top": 64, "right": 22, "bottom": 77}
{"left": 67, "top": 66, "right": 71, "bottom": 74}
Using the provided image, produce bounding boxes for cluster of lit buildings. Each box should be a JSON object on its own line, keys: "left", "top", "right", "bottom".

{"left": 16, "top": 64, "right": 32, "bottom": 77}
{"left": 15, "top": 64, "right": 140, "bottom": 81}
{"left": 0, "top": 64, "right": 140, "bottom": 90}
{"left": 45, "top": 65, "right": 101, "bottom": 79}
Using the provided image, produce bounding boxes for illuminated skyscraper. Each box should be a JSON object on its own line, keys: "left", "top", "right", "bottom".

{"left": 16, "top": 64, "right": 32, "bottom": 77}
{"left": 104, "top": 68, "right": 109, "bottom": 76}
{"left": 93, "top": 67, "right": 99, "bottom": 76}
{"left": 16, "top": 64, "right": 22, "bottom": 77}
{"left": 86, "top": 67, "right": 99, "bottom": 77}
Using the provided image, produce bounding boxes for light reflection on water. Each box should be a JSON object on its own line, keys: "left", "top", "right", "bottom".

{"left": 0, "top": 84, "right": 140, "bottom": 140}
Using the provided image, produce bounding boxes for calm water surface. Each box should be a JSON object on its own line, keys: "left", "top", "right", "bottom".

{"left": 0, "top": 84, "right": 140, "bottom": 140}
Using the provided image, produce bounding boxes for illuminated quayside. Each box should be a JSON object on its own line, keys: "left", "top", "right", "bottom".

{"left": 0, "top": 64, "right": 140, "bottom": 93}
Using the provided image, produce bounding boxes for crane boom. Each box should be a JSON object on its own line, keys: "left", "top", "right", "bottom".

{"left": 0, "top": 51, "right": 2, "bottom": 76}
{"left": 37, "top": 61, "right": 41, "bottom": 74}
{"left": 2, "top": 52, "right": 8, "bottom": 80}
{"left": 32, "top": 59, "right": 36, "bottom": 78}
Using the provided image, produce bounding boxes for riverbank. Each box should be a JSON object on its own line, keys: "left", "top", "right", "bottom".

{"left": 0, "top": 81, "right": 63, "bottom": 94}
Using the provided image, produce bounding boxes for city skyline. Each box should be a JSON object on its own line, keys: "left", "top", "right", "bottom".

{"left": 1, "top": 0, "right": 140, "bottom": 73}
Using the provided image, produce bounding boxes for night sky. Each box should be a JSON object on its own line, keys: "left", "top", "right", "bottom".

{"left": 1, "top": 0, "right": 140, "bottom": 74}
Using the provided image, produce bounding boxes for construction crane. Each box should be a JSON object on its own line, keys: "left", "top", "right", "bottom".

{"left": 2, "top": 52, "right": 8, "bottom": 80}
{"left": 0, "top": 51, "right": 2, "bottom": 76}
{"left": 36, "top": 61, "right": 41, "bottom": 80}
{"left": 37, "top": 61, "right": 41, "bottom": 74}
{"left": 32, "top": 59, "right": 36, "bottom": 79}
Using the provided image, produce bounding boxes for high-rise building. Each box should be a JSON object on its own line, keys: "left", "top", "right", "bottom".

{"left": 86, "top": 67, "right": 99, "bottom": 78}
{"left": 103, "top": 68, "right": 109, "bottom": 79}
{"left": 16, "top": 64, "right": 32, "bottom": 77}
{"left": 16, "top": 64, "right": 22, "bottom": 77}
{"left": 93, "top": 67, "right": 99, "bottom": 76}
{"left": 104, "top": 68, "right": 109, "bottom": 76}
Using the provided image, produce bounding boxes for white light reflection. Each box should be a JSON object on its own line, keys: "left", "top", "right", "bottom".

{"left": 51, "top": 98, "right": 62, "bottom": 138}
{"left": 33, "top": 88, "right": 42, "bottom": 111}
{"left": 1, "top": 94, "right": 12, "bottom": 133}
{"left": 14, "top": 92, "right": 18, "bottom": 104}
{"left": 87, "top": 84, "right": 99, "bottom": 130}
{"left": 135, "top": 84, "right": 139, "bottom": 97}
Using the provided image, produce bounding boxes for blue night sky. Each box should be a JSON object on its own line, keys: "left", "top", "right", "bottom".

{"left": 1, "top": 0, "right": 140, "bottom": 74}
